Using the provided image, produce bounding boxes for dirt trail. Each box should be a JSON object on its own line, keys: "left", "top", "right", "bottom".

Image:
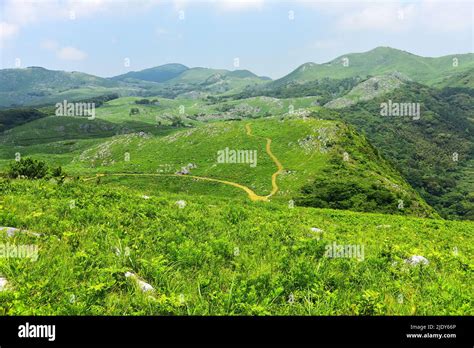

{"left": 84, "top": 124, "right": 284, "bottom": 202}
{"left": 245, "top": 123, "right": 284, "bottom": 198}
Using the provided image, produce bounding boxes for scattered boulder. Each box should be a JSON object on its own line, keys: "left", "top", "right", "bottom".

{"left": 0, "top": 277, "right": 8, "bottom": 291}
{"left": 176, "top": 163, "right": 197, "bottom": 175}
{"left": 404, "top": 255, "right": 429, "bottom": 266}
{"left": 175, "top": 167, "right": 190, "bottom": 175}
{"left": 0, "top": 226, "right": 40, "bottom": 238}
{"left": 125, "top": 272, "right": 154, "bottom": 293}
{"left": 308, "top": 227, "right": 324, "bottom": 239}
{"left": 175, "top": 200, "right": 187, "bottom": 209}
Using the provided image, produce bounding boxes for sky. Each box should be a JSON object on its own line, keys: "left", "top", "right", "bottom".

{"left": 0, "top": 0, "right": 473, "bottom": 79}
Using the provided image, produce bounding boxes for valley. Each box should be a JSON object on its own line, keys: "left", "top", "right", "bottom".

{"left": 0, "top": 46, "right": 472, "bottom": 316}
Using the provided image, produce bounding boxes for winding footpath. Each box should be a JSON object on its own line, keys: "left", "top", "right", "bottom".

{"left": 84, "top": 124, "right": 284, "bottom": 202}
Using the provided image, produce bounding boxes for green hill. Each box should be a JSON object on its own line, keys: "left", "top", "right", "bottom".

{"left": 1, "top": 115, "right": 434, "bottom": 217}
{"left": 0, "top": 67, "right": 138, "bottom": 108}
{"left": 111, "top": 63, "right": 189, "bottom": 83}
{"left": 150, "top": 67, "right": 270, "bottom": 97}
{"left": 316, "top": 83, "right": 474, "bottom": 220}
{"left": 0, "top": 65, "right": 269, "bottom": 108}
{"left": 324, "top": 72, "right": 410, "bottom": 109}
{"left": 271, "top": 47, "right": 474, "bottom": 88}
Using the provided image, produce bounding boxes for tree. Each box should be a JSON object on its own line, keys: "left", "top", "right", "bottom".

{"left": 129, "top": 108, "right": 140, "bottom": 116}
{"left": 170, "top": 115, "right": 185, "bottom": 127}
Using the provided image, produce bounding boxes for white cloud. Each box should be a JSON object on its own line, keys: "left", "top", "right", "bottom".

{"left": 0, "top": 0, "right": 158, "bottom": 41}
{"left": 0, "top": 22, "right": 19, "bottom": 40}
{"left": 298, "top": 0, "right": 471, "bottom": 34}
{"left": 57, "top": 46, "right": 87, "bottom": 61}
{"left": 65, "top": 0, "right": 120, "bottom": 18}
{"left": 338, "top": 3, "right": 415, "bottom": 32}
{"left": 40, "top": 39, "right": 86, "bottom": 60}
{"left": 171, "top": 0, "right": 265, "bottom": 12}
{"left": 212, "top": 0, "right": 265, "bottom": 12}
{"left": 40, "top": 39, "right": 59, "bottom": 50}
{"left": 419, "top": 0, "right": 472, "bottom": 32}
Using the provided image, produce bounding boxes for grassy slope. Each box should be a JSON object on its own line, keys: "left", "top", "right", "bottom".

{"left": 324, "top": 73, "right": 406, "bottom": 109}
{"left": 0, "top": 67, "right": 139, "bottom": 107}
{"left": 0, "top": 96, "right": 437, "bottom": 216}
{"left": 0, "top": 95, "right": 324, "bottom": 165}
{"left": 273, "top": 47, "right": 474, "bottom": 87}
{"left": 111, "top": 64, "right": 189, "bottom": 83}
{"left": 319, "top": 82, "right": 473, "bottom": 219}
{"left": 61, "top": 117, "right": 434, "bottom": 216}
{"left": 0, "top": 179, "right": 472, "bottom": 315}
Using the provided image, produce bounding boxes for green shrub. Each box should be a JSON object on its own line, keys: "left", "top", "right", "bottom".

{"left": 7, "top": 158, "right": 49, "bottom": 179}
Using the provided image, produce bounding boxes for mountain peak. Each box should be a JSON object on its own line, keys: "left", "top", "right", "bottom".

{"left": 111, "top": 63, "right": 189, "bottom": 83}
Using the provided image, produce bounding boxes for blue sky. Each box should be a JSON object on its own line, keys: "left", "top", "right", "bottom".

{"left": 1, "top": 0, "right": 473, "bottom": 79}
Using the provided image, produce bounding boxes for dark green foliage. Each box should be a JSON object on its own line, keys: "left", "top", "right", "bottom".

{"left": 129, "top": 108, "right": 140, "bottom": 116}
{"left": 7, "top": 158, "right": 49, "bottom": 179}
{"left": 135, "top": 99, "right": 151, "bottom": 105}
{"left": 0, "top": 108, "right": 46, "bottom": 132}
{"left": 51, "top": 166, "right": 65, "bottom": 178}
{"left": 170, "top": 115, "right": 185, "bottom": 127}
{"left": 6, "top": 158, "right": 66, "bottom": 179}
{"left": 81, "top": 93, "right": 119, "bottom": 107}
{"left": 314, "top": 83, "right": 474, "bottom": 220}
{"left": 296, "top": 155, "right": 409, "bottom": 215}
{"left": 233, "top": 77, "right": 361, "bottom": 103}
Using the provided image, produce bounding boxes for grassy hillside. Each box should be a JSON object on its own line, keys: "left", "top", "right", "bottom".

{"left": 1, "top": 86, "right": 471, "bottom": 219}
{"left": 0, "top": 67, "right": 140, "bottom": 108}
{"left": 324, "top": 73, "right": 409, "bottom": 109}
{"left": 0, "top": 106, "right": 436, "bottom": 216}
{"left": 0, "top": 66, "right": 269, "bottom": 108}
{"left": 0, "top": 179, "right": 471, "bottom": 315}
{"left": 318, "top": 83, "right": 474, "bottom": 219}
{"left": 272, "top": 47, "right": 474, "bottom": 88}
{"left": 147, "top": 68, "right": 269, "bottom": 98}
{"left": 22, "top": 117, "right": 433, "bottom": 216}
{"left": 111, "top": 64, "right": 189, "bottom": 83}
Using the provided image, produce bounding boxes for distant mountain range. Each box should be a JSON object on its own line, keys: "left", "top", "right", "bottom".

{"left": 0, "top": 46, "right": 472, "bottom": 107}
{"left": 0, "top": 63, "right": 270, "bottom": 107}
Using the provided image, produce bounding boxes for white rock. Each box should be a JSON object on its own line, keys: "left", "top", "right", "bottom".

{"left": 124, "top": 271, "right": 135, "bottom": 278}
{"left": 0, "top": 277, "right": 8, "bottom": 291}
{"left": 125, "top": 272, "right": 154, "bottom": 293}
{"left": 176, "top": 200, "right": 186, "bottom": 209}
{"left": 0, "top": 227, "right": 20, "bottom": 237}
{"left": 142, "top": 195, "right": 150, "bottom": 200}
{"left": 137, "top": 279, "right": 154, "bottom": 292}
{"left": 310, "top": 227, "right": 323, "bottom": 233}
{"left": 404, "top": 255, "right": 429, "bottom": 266}
{"left": 0, "top": 226, "right": 40, "bottom": 237}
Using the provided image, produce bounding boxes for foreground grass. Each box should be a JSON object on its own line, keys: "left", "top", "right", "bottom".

{"left": 0, "top": 179, "right": 472, "bottom": 315}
